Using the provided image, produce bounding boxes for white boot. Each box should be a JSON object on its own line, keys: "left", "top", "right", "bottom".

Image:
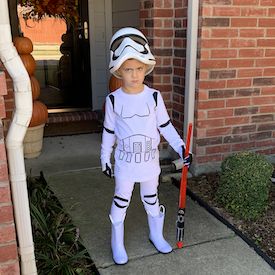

{"left": 147, "top": 205, "right": 172, "bottom": 254}
{"left": 109, "top": 214, "right": 128, "bottom": 265}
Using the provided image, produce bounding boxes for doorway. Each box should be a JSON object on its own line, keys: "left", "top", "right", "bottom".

{"left": 18, "top": 0, "right": 92, "bottom": 111}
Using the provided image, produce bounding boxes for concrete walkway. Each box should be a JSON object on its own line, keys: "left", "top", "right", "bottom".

{"left": 25, "top": 134, "right": 274, "bottom": 275}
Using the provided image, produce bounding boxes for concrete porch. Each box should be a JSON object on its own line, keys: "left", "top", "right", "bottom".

{"left": 24, "top": 133, "right": 274, "bottom": 275}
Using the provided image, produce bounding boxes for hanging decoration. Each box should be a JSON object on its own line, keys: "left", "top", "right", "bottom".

{"left": 18, "top": 0, "right": 79, "bottom": 24}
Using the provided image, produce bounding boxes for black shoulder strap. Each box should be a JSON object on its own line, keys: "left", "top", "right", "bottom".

{"left": 109, "top": 94, "right": 115, "bottom": 110}
{"left": 153, "top": 91, "right": 158, "bottom": 107}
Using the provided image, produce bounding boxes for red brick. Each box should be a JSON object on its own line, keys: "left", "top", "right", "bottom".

{"left": 153, "top": 9, "right": 173, "bottom": 17}
{"left": 213, "top": 7, "right": 241, "bottom": 16}
{"left": 261, "top": 0, "right": 275, "bottom": 6}
{"left": 208, "top": 108, "right": 233, "bottom": 118}
{"left": 229, "top": 59, "right": 254, "bottom": 68}
{"left": 232, "top": 125, "right": 257, "bottom": 134}
{"left": 0, "top": 224, "right": 16, "bottom": 243}
{"left": 261, "top": 87, "right": 275, "bottom": 95}
{"left": 198, "top": 100, "right": 225, "bottom": 109}
{"left": 211, "top": 49, "right": 237, "bottom": 58}
{"left": 211, "top": 29, "right": 238, "bottom": 38}
{"left": 0, "top": 185, "right": 11, "bottom": 203}
{"left": 231, "top": 18, "right": 257, "bottom": 27}
{"left": 232, "top": 142, "right": 256, "bottom": 151}
{"left": 264, "top": 68, "right": 275, "bottom": 76}
{"left": 206, "top": 127, "right": 232, "bottom": 137}
{"left": 240, "top": 29, "right": 265, "bottom": 38}
{"left": 241, "top": 7, "right": 267, "bottom": 16}
{"left": 225, "top": 116, "right": 250, "bottom": 125}
{"left": 239, "top": 49, "right": 264, "bottom": 58}
{"left": 266, "top": 29, "right": 275, "bottom": 37}
{"left": 230, "top": 39, "right": 256, "bottom": 48}
{"left": 0, "top": 73, "right": 8, "bottom": 96}
{"left": 0, "top": 244, "right": 17, "bottom": 262}
{"left": 0, "top": 163, "right": 9, "bottom": 181}
{"left": 0, "top": 262, "right": 20, "bottom": 275}
{"left": 237, "top": 68, "right": 263, "bottom": 77}
{"left": 259, "top": 18, "right": 275, "bottom": 27}
{"left": 256, "top": 58, "right": 275, "bottom": 67}
{"left": 197, "top": 154, "right": 222, "bottom": 164}
{"left": 201, "top": 39, "right": 229, "bottom": 48}
{"left": 227, "top": 79, "right": 252, "bottom": 88}
{"left": 260, "top": 105, "right": 275, "bottom": 113}
{"left": 175, "top": 8, "right": 187, "bottom": 17}
{"left": 226, "top": 98, "right": 251, "bottom": 107}
{"left": 200, "top": 60, "right": 227, "bottom": 69}
{"left": 201, "top": 6, "right": 212, "bottom": 16}
{"left": 154, "top": 29, "right": 173, "bottom": 37}
{"left": 0, "top": 205, "right": 14, "bottom": 223}
{"left": 252, "top": 96, "right": 275, "bottom": 105}
{"left": 234, "top": 0, "right": 259, "bottom": 4}
{"left": 206, "top": 144, "right": 231, "bottom": 154}
{"left": 265, "top": 49, "right": 275, "bottom": 57}
{"left": 257, "top": 39, "right": 275, "bottom": 47}
{"left": 199, "top": 80, "right": 226, "bottom": 89}
{"left": 197, "top": 118, "right": 224, "bottom": 128}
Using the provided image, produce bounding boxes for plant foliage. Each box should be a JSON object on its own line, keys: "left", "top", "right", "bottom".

{"left": 216, "top": 151, "right": 273, "bottom": 220}
{"left": 27, "top": 172, "right": 96, "bottom": 274}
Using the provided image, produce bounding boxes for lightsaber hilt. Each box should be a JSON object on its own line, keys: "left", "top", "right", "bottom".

{"left": 176, "top": 208, "right": 185, "bottom": 248}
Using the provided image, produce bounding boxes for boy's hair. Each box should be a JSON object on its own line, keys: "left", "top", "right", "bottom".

{"left": 109, "top": 27, "right": 156, "bottom": 79}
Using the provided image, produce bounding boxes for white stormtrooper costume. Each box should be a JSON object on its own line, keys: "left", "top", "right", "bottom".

{"left": 101, "top": 27, "right": 186, "bottom": 265}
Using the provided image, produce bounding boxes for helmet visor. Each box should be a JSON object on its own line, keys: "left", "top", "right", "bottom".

{"left": 110, "top": 34, "right": 148, "bottom": 52}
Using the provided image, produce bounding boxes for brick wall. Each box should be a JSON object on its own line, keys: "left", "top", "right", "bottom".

{"left": 140, "top": 0, "right": 188, "bottom": 153}
{"left": 195, "top": 0, "right": 275, "bottom": 173}
{"left": 0, "top": 72, "right": 20, "bottom": 274}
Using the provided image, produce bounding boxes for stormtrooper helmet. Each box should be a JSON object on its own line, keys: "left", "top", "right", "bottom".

{"left": 109, "top": 27, "right": 156, "bottom": 78}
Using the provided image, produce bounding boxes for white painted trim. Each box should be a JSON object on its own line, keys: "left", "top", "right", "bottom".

{"left": 89, "top": 0, "right": 112, "bottom": 110}
{"left": 184, "top": 0, "right": 199, "bottom": 151}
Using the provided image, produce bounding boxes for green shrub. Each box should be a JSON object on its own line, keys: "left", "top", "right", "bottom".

{"left": 27, "top": 173, "right": 96, "bottom": 274}
{"left": 216, "top": 151, "right": 273, "bottom": 220}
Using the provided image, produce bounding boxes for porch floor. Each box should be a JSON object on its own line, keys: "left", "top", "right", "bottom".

{"left": 24, "top": 134, "right": 274, "bottom": 275}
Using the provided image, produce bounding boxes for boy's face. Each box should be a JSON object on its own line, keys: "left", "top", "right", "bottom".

{"left": 118, "top": 59, "right": 147, "bottom": 93}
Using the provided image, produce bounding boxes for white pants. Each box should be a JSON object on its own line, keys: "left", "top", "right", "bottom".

{"left": 110, "top": 177, "right": 160, "bottom": 223}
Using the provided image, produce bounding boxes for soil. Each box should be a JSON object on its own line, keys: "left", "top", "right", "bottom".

{"left": 186, "top": 172, "right": 275, "bottom": 263}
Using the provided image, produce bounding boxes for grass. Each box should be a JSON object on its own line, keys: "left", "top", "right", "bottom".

{"left": 27, "top": 172, "right": 98, "bottom": 275}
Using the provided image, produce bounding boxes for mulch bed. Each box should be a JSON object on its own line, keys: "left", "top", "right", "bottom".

{"left": 178, "top": 172, "right": 275, "bottom": 265}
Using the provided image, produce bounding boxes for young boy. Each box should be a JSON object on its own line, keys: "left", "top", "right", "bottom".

{"left": 101, "top": 27, "right": 192, "bottom": 265}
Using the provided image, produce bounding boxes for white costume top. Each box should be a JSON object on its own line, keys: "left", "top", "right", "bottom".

{"left": 101, "top": 85, "right": 184, "bottom": 182}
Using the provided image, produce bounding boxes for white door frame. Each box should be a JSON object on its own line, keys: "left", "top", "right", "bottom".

{"left": 88, "top": 0, "right": 112, "bottom": 110}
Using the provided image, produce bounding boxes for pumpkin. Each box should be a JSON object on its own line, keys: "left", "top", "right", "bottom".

{"left": 30, "top": 76, "right": 40, "bottom": 100}
{"left": 109, "top": 75, "right": 123, "bottom": 92}
{"left": 29, "top": 100, "right": 48, "bottom": 127}
{"left": 20, "top": 54, "right": 36, "bottom": 76}
{"left": 13, "top": 36, "right": 33, "bottom": 54}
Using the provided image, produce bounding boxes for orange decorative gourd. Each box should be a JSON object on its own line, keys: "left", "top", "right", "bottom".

{"left": 20, "top": 54, "right": 36, "bottom": 76}
{"left": 30, "top": 76, "right": 40, "bottom": 100}
{"left": 29, "top": 101, "right": 48, "bottom": 127}
{"left": 109, "top": 75, "right": 123, "bottom": 92}
{"left": 13, "top": 36, "right": 33, "bottom": 54}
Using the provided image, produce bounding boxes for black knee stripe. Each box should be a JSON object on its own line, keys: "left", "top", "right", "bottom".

{"left": 143, "top": 194, "right": 157, "bottom": 205}
{"left": 113, "top": 195, "right": 129, "bottom": 209}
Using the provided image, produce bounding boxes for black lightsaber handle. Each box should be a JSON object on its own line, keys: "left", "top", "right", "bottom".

{"left": 176, "top": 208, "right": 185, "bottom": 246}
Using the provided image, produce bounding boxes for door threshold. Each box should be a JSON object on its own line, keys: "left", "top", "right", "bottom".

{"left": 48, "top": 107, "right": 92, "bottom": 114}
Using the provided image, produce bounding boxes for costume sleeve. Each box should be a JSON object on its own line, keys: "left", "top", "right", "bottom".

{"left": 100, "top": 95, "right": 116, "bottom": 168}
{"left": 156, "top": 91, "right": 185, "bottom": 155}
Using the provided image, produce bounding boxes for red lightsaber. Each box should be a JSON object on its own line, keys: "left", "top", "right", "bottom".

{"left": 176, "top": 122, "right": 193, "bottom": 249}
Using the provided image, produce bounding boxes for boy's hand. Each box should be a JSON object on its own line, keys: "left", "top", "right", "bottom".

{"left": 102, "top": 163, "right": 114, "bottom": 178}
{"left": 181, "top": 145, "right": 192, "bottom": 168}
